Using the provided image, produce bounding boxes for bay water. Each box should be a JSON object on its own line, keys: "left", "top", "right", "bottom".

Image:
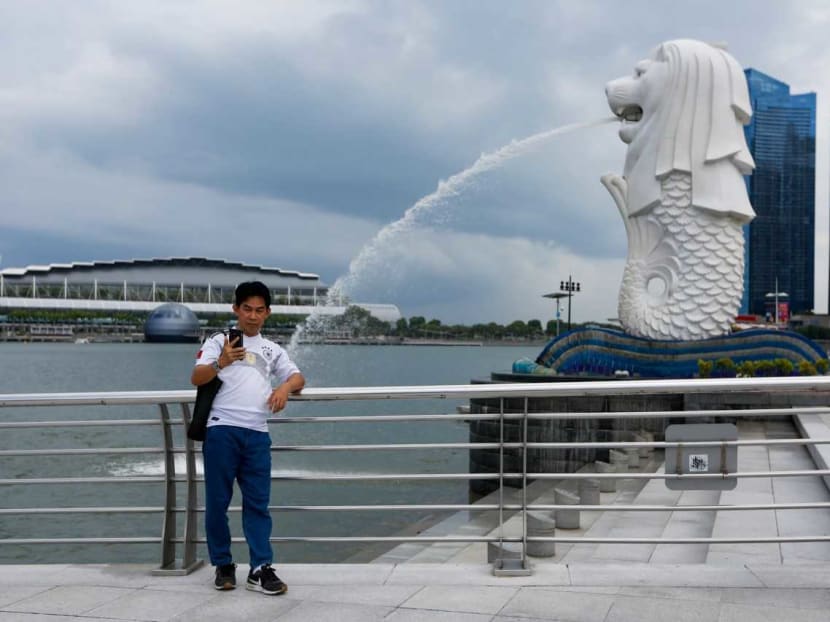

{"left": 0, "top": 342, "right": 539, "bottom": 564}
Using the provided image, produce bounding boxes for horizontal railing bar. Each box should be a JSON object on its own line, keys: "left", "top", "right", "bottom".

{"left": 1, "top": 538, "right": 162, "bottom": 545}
{"left": 526, "top": 536, "right": 830, "bottom": 544}
{"left": 531, "top": 469, "right": 830, "bottom": 480}
{"left": 155, "top": 468, "right": 830, "bottom": 483}
{"left": 0, "top": 420, "right": 161, "bottom": 429}
{"left": 7, "top": 501, "right": 828, "bottom": 516}
{"left": 2, "top": 377, "right": 830, "bottom": 408}
{"left": 5, "top": 438, "right": 829, "bottom": 459}
{"left": 14, "top": 534, "right": 828, "bottom": 546}
{"left": 210, "top": 501, "right": 830, "bottom": 512}
{"left": 237, "top": 536, "right": 522, "bottom": 543}
{"left": 2, "top": 408, "right": 826, "bottom": 429}
{"left": 0, "top": 477, "right": 166, "bottom": 485}
{"left": 0, "top": 507, "right": 164, "bottom": 515}
{"left": 526, "top": 502, "right": 830, "bottom": 512}
{"left": 0, "top": 448, "right": 164, "bottom": 457}
{"left": 273, "top": 406, "right": 830, "bottom": 424}
{"left": 170, "top": 534, "right": 830, "bottom": 544}
{"left": 9, "top": 468, "right": 830, "bottom": 486}
{"left": 268, "top": 438, "right": 830, "bottom": 452}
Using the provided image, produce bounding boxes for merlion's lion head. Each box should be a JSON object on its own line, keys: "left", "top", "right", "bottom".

{"left": 605, "top": 39, "right": 755, "bottom": 222}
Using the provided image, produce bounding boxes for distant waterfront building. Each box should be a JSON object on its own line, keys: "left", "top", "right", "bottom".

{"left": 0, "top": 257, "right": 402, "bottom": 322}
{"left": 742, "top": 69, "right": 816, "bottom": 316}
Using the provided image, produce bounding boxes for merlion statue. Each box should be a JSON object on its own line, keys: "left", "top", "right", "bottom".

{"left": 601, "top": 39, "right": 755, "bottom": 340}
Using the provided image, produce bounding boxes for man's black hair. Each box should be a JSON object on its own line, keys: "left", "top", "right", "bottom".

{"left": 234, "top": 281, "right": 271, "bottom": 308}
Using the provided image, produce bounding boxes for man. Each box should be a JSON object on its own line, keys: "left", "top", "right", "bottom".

{"left": 192, "top": 281, "right": 305, "bottom": 595}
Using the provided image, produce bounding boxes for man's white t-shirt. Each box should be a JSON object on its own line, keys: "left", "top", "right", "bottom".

{"left": 195, "top": 331, "right": 300, "bottom": 433}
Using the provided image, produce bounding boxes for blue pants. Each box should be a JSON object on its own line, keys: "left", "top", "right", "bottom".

{"left": 202, "top": 425, "right": 273, "bottom": 568}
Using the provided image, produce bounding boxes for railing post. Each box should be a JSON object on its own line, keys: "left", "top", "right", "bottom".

{"left": 154, "top": 404, "right": 178, "bottom": 573}
{"left": 492, "top": 396, "right": 531, "bottom": 576}
{"left": 152, "top": 403, "right": 205, "bottom": 576}
{"left": 181, "top": 403, "right": 204, "bottom": 573}
{"left": 521, "top": 396, "right": 530, "bottom": 572}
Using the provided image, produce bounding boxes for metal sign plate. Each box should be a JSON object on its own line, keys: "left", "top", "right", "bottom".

{"left": 664, "top": 423, "right": 738, "bottom": 490}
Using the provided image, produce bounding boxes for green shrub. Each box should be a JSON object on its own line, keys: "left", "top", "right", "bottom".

{"left": 816, "top": 359, "right": 829, "bottom": 375}
{"left": 697, "top": 359, "right": 713, "bottom": 378}
{"left": 755, "top": 360, "right": 776, "bottom": 377}
{"left": 737, "top": 360, "right": 757, "bottom": 377}
{"left": 714, "top": 357, "right": 736, "bottom": 377}
{"left": 774, "top": 358, "right": 794, "bottom": 376}
{"left": 798, "top": 361, "right": 818, "bottom": 376}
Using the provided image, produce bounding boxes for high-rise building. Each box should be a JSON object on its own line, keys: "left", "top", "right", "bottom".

{"left": 742, "top": 68, "right": 816, "bottom": 317}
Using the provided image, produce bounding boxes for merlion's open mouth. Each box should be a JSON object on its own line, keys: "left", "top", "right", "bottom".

{"left": 615, "top": 104, "right": 643, "bottom": 123}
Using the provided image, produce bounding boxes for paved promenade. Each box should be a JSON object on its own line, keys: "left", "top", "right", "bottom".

{"left": 2, "top": 561, "right": 830, "bottom": 621}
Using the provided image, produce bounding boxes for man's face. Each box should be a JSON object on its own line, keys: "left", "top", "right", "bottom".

{"left": 233, "top": 296, "right": 271, "bottom": 336}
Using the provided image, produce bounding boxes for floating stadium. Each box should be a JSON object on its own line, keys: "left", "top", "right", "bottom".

{"left": 0, "top": 257, "right": 402, "bottom": 341}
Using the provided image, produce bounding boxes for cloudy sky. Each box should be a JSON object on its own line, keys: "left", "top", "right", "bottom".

{"left": 1, "top": 1, "right": 827, "bottom": 324}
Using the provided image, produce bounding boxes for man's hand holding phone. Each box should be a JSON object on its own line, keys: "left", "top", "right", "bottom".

{"left": 218, "top": 329, "right": 245, "bottom": 369}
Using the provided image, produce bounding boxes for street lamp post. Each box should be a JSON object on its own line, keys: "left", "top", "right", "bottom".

{"left": 560, "top": 275, "right": 581, "bottom": 331}
{"left": 542, "top": 292, "right": 568, "bottom": 337}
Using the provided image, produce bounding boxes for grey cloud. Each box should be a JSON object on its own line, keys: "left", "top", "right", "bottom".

{"left": 1, "top": 0, "right": 827, "bottom": 322}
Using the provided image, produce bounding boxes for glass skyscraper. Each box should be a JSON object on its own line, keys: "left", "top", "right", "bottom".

{"left": 742, "top": 69, "right": 816, "bottom": 317}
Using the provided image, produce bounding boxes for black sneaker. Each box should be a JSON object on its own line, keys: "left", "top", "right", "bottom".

{"left": 247, "top": 564, "right": 287, "bottom": 595}
{"left": 214, "top": 563, "right": 236, "bottom": 590}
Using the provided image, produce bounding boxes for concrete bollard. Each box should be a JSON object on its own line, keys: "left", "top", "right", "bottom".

{"left": 633, "top": 432, "right": 650, "bottom": 458}
{"left": 526, "top": 512, "right": 557, "bottom": 557}
{"left": 554, "top": 488, "right": 580, "bottom": 529}
{"left": 641, "top": 431, "right": 655, "bottom": 458}
{"left": 594, "top": 460, "right": 617, "bottom": 492}
{"left": 579, "top": 478, "right": 601, "bottom": 506}
{"left": 609, "top": 449, "right": 628, "bottom": 473}
{"left": 624, "top": 447, "right": 640, "bottom": 469}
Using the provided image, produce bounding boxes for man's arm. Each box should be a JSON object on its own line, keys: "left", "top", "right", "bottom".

{"left": 267, "top": 372, "right": 305, "bottom": 412}
{"left": 191, "top": 336, "right": 244, "bottom": 386}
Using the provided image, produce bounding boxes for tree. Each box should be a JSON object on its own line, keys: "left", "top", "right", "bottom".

{"left": 527, "top": 319, "right": 543, "bottom": 335}
{"left": 545, "top": 320, "right": 558, "bottom": 336}
{"left": 506, "top": 320, "right": 527, "bottom": 338}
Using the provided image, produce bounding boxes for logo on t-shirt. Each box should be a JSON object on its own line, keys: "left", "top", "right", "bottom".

{"left": 262, "top": 345, "right": 273, "bottom": 360}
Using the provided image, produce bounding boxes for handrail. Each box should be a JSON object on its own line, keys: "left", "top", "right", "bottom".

{"left": 3, "top": 376, "right": 830, "bottom": 576}
{"left": 1, "top": 374, "right": 830, "bottom": 407}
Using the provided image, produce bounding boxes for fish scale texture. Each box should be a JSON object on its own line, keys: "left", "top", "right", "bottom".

{"left": 619, "top": 172, "right": 744, "bottom": 340}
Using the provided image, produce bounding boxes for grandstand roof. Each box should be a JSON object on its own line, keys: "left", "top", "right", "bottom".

{"left": 0, "top": 257, "right": 322, "bottom": 285}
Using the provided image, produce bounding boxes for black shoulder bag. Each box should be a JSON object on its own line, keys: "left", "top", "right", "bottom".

{"left": 188, "top": 376, "right": 222, "bottom": 441}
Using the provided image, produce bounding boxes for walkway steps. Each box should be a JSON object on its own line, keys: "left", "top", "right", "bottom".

{"left": 706, "top": 419, "right": 830, "bottom": 566}
{"left": 374, "top": 416, "right": 830, "bottom": 569}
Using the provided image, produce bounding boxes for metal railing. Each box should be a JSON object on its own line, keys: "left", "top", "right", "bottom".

{"left": 2, "top": 376, "right": 830, "bottom": 576}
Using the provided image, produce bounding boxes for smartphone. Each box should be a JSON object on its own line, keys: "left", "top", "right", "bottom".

{"left": 228, "top": 328, "right": 243, "bottom": 347}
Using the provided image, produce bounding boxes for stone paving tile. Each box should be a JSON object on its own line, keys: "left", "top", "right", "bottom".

{"left": 499, "top": 587, "right": 615, "bottom": 622}
{"left": 717, "top": 602, "right": 830, "bottom": 622}
{"left": 387, "top": 563, "right": 569, "bottom": 586}
{"left": 388, "top": 611, "right": 494, "bottom": 622}
{"left": 270, "top": 600, "right": 392, "bottom": 621}
{"left": 286, "top": 584, "right": 421, "bottom": 607}
{"left": 604, "top": 594, "right": 721, "bottom": 622}
{"left": 568, "top": 563, "right": 762, "bottom": 588}
{"left": 0, "top": 615, "right": 123, "bottom": 622}
{"left": 168, "top": 590, "right": 300, "bottom": 621}
{"left": 719, "top": 587, "right": 830, "bottom": 610}
{"left": 84, "top": 588, "right": 215, "bottom": 622}
{"left": 748, "top": 564, "right": 830, "bottom": 588}
{"left": 618, "top": 585, "right": 723, "bottom": 602}
{"left": 400, "top": 585, "right": 518, "bottom": 615}
{"left": 277, "top": 563, "right": 393, "bottom": 586}
{"left": 3, "top": 585, "right": 134, "bottom": 616}
{"left": 0, "top": 586, "right": 51, "bottom": 608}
